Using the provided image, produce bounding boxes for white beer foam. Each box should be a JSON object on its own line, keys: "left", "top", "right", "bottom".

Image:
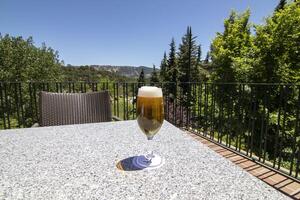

{"left": 138, "top": 86, "right": 162, "bottom": 97}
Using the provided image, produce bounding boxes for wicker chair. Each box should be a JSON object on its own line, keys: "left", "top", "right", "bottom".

{"left": 39, "top": 91, "right": 120, "bottom": 127}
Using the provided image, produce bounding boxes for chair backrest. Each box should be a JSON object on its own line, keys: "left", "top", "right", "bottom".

{"left": 39, "top": 91, "right": 112, "bottom": 126}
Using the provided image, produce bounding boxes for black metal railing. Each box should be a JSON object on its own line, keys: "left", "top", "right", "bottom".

{"left": 0, "top": 81, "right": 300, "bottom": 181}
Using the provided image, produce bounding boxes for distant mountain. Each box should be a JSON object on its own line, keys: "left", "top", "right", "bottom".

{"left": 67, "top": 65, "right": 154, "bottom": 78}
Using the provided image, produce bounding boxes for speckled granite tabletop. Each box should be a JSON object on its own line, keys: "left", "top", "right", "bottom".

{"left": 0, "top": 120, "right": 290, "bottom": 200}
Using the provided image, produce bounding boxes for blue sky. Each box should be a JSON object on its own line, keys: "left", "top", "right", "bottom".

{"left": 1, "top": 0, "right": 277, "bottom": 67}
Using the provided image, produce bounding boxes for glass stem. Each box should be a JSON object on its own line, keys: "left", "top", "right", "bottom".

{"left": 145, "top": 137, "right": 155, "bottom": 163}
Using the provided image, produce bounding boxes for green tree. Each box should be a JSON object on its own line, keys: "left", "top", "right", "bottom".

{"left": 210, "top": 10, "right": 253, "bottom": 83}
{"left": 0, "top": 34, "right": 63, "bottom": 82}
{"left": 197, "top": 45, "right": 202, "bottom": 64}
{"left": 275, "top": 0, "right": 287, "bottom": 12}
{"left": 137, "top": 69, "right": 145, "bottom": 88}
{"left": 166, "top": 38, "right": 179, "bottom": 98}
{"left": 150, "top": 65, "right": 160, "bottom": 85}
{"left": 204, "top": 52, "right": 210, "bottom": 64}
{"left": 177, "top": 26, "right": 200, "bottom": 99}
{"left": 252, "top": 1, "right": 300, "bottom": 83}
{"left": 159, "top": 52, "right": 168, "bottom": 82}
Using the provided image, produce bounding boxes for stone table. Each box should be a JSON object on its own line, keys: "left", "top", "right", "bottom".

{"left": 0, "top": 120, "right": 290, "bottom": 199}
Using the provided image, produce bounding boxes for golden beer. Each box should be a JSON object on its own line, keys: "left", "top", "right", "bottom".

{"left": 137, "top": 87, "right": 164, "bottom": 140}
{"left": 133, "top": 86, "right": 165, "bottom": 169}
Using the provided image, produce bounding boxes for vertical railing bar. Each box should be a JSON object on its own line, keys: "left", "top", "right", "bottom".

{"left": 296, "top": 149, "right": 300, "bottom": 178}
{"left": 59, "top": 82, "right": 62, "bottom": 93}
{"left": 246, "top": 85, "right": 252, "bottom": 155}
{"left": 131, "top": 83, "right": 135, "bottom": 119}
{"left": 273, "top": 85, "right": 283, "bottom": 168}
{"left": 239, "top": 84, "right": 245, "bottom": 152}
{"left": 28, "top": 83, "right": 34, "bottom": 126}
{"left": 228, "top": 93, "right": 234, "bottom": 148}
{"left": 250, "top": 85, "right": 256, "bottom": 157}
{"left": 46, "top": 83, "right": 50, "bottom": 92}
{"left": 263, "top": 86, "right": 270, "bottom": 163}
{"left": 218, "top": 85, "right": 223, "bottom": 143}
{"left": 13, "top": 83, "right": 21, "bottom": 128}
{"left": 167, "top": 83, "right": 170, "bottom": 121}
{"left": 55, "top": 82, "right": 59, "bottom": 93}
{"left": 92, "top": 83, "right": 95, "bottom": 92}
{"left": 123, "top": 83, "right": 126, "bottom": 120}
{"left": 116, "top": 83, "right": 119, "bottom": 118}
{"left": 210, "top": 84, "right": 215, "bottom": 139}
{"left": 80, "top": 82, "right": 83, "bottom": 93}
{"left": 198, "top": 83, "right": 202, "bottom": 132}
{"left": 179, "top": 86, "right": 182, "bottom": 127}
{"left": 33, "top": 82, "right": 38, "bottom": 123}
{"left": 278, "top": 85, "right": 288, "bottom": 170}
{"left": 174, "top": 83, "right": 177, "bottom": 126}
{"left": 113, "top": 83, "right": 116, "bottom": 116}
{"left": 4, "top": 83, "right": 11, "bottom": 129}
{"left": 259, "top": 85, "right": 266, "bottom": 162}
{"left": 126, "top": 83, "right": 129, "bottom": 120}
{"left": 290, "top": 86, "right": 299, "bottom": 176}
{"left": 162, "top": 83, "right": 166, "bottom": 120}
{"left": 235, "top": 85, "right": 240, "bottom": 150}
{"left": 192, "top": 83, "right": 196, "bottom": 129}
{"left": 204, "top": 83, "right": 208, "bottom": 135}
{"left": 72, "top": 82, "right": 75, "bottom": 93}
{"left": 0, "top": 83, "right": 7, "bottom": 129}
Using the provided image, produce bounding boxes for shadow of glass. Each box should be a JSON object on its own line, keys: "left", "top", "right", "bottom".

{"left": 116, "top": 156, "right": 147, "bottom": 171}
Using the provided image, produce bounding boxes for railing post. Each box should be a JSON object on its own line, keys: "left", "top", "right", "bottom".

{"left": 0, "top": 83, "right": 6, "bottom": 129}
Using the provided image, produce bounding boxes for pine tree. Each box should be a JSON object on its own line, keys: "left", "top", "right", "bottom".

{"left": 177, "top": 26, "right": 199, "bottom": 105}
{"left": 137, "top": 69, "right": 145, "bottom": 88}
{"left": 275, "top": 0, "right": 287, "bottom": 12}
{"left": 150, "top": 65, "right": 160, "bottom": 85}
{"left": 178, "top": 26, "right": 199, "bottom": 83}
{"left": 204, "top": 52, "right": 210, "bottom": 64}
{"left": 197, "top": 45, "right": 202, "bottom": 64}
{"left": 166, "top": 38, "right": 179, "bottom": 98}
{"left": 159, "top": 52, "right": 168, "bottom": 82}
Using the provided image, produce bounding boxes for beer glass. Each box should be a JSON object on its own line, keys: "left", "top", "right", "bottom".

{"left": 132, "top": 86, "right": 164, "bottom": 169}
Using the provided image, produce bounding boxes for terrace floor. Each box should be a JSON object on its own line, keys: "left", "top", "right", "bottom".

{"left": 185, "top": 131, "right": 300, "bottom": 200}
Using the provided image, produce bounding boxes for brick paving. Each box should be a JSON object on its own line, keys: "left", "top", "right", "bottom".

{"left": 185, "top": 131, "right": 300, "bottom": 200}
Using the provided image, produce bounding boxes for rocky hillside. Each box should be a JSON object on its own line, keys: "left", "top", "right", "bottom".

{"left": 68, "top": 65, "right": 154, "bottom": 78}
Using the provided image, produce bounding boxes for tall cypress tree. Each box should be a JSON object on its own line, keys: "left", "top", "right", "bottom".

{"left": 159, "top": 52, "right": 168, "bottom": 82}
{"left": 177, "top": 26, "right": 199, "bottom": 104}
{"left": 204, "top": 52, "right": 210, "bottom": 64}
{"left": 197, "top": 45, "right": 202, "bottom": 64}
{"left": 137, "top": 69, "right": 145, "bottom": 88}
{"left": 275, "top": 0, "right": 287, "bottom": 11}
{"left": 167, "top": 38, "right": 178, "bottom": 98}
{"left": 150, "top": 65, "right": 160, "bottom": 85}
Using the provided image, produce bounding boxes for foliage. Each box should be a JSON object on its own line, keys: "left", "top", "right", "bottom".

{"left": 204, "top": 52, "right": 210, "bottom": 64}
{"left": 275, "top": 0, "right": 287, "bottom": 12}
{"left": 150, "top": 65, "right": 160, "bottom": 85}
{"left": 137, "top": 69, "right": 145, "bottom": 88}
{"left": 62, "top": 66, "right": 134, "bottom": 83}
{"left": 251, "top": 1, "right": 300, "bottom": 83}
{"left": 0, "top": 34, "right": 63, "bottom": 82}
{"left": 166, "top": 38, "right": 179, "bottom": 98}
{"left": 210, "top": 10, "right": 253, "bottom": 83}
{"left": 197, "top": 45, "right": 202, "bottom": 64}
{"left": 159, "top": 52, "right": 168, "bottom": 82}
{"left": 177, "top": 26, "right": 200, "bottom": 84}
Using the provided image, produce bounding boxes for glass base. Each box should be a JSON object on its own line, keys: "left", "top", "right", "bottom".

{"left": 132, "top": 153, "right": 164, "bottom": 170}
